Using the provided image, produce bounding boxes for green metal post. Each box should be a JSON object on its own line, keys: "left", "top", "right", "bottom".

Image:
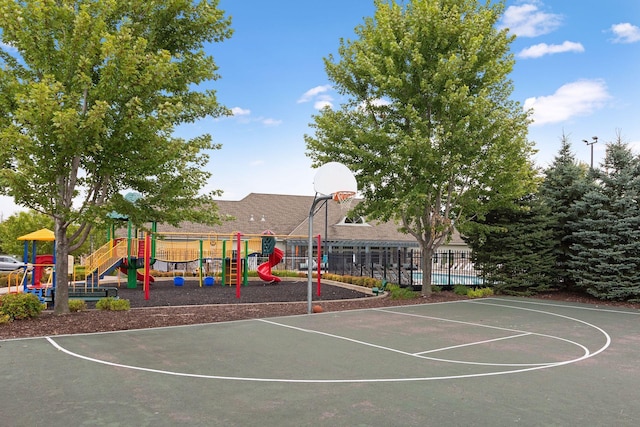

{"left": 221, "top": 240, "right": 227, "bottom": 286}
{"left": 243, "top": 240, "right": 249, "bottom": 285}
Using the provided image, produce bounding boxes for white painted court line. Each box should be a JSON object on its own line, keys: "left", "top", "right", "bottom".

{"left": 414, "top": 332, "right": 532, "bottom": 355}
{"left": 44, "top": 301, "right": 611, "bottom": 383}
{"left": 260, "top": 318, "right": 560, "bottom": 367}
{"left": 480, "top": 297, "right": 640, "bottom": 315}
{"left": 467, "top": 299, "right": 612, "bottom": 361}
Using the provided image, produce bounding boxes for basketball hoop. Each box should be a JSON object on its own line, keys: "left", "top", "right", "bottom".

{"left": 333, "top": 190, "right": 356, "bottom": 211}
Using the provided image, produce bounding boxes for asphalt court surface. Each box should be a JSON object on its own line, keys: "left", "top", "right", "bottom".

{"left": 2, "top": 297, "right": 639, "bottom": 426}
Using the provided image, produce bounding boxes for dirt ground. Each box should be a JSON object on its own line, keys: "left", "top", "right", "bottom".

{"left": 2, "top": 278, "right": 638, "bottom": 340}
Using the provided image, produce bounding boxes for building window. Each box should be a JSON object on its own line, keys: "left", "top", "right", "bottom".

{"left": 338, "top": 216, "right": 369, "bottom": 226}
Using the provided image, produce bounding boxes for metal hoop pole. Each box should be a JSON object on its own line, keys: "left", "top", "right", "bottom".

{"left": 308, "top": 194, "right": 332, "bottom": 314}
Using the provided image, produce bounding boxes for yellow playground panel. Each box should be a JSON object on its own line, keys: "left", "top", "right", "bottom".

{"left": 84, "top": 233, "right": 268, "bottom": 279}
{"left": 153, "top": 233, "right": 264, "bottom": 262}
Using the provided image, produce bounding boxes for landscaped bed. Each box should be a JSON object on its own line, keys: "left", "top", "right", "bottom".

{"left": 1, "top": 278, "right": 638, "bottom": 340}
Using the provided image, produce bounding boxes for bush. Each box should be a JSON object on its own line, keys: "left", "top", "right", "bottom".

{"left": 0, "top": 313, "right": 10, "bottom": 324}
{"left": 387, "top": 284, "right": 420, "bottom": 300}
{"left": 467, "top": 287, "right": 494, "bottom": 299}
{"left": 0, "top": 293, "right": 44, "bottom": 320}
{"left": 96, "top": 297, "right": 130, "bottom": 311}
{"left": 109, "top": 299, "right": 131, "bottom": 311}
{"left": 365, "top": 278, "right": 379, "bottom": 288}
{"left": 453, "top": 284, "right": 469, "bottom": 296}
{"left": 68, "top": 299, "right": 87, "bottom": 312}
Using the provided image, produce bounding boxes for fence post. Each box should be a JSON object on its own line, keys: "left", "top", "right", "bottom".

{"left": 383, "top": 248, "right": 387, "bottom": 282}
{"left": 398, "top": 249, "right": 402, "bottom": 286}
{"left": 448, "top": 250, "right": 453, "bottom": 286}
{"left": 409, "top": 249, "right": 413, "bottom": 287}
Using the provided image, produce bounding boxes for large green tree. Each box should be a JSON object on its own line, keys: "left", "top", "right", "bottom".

{"left": 568, "top": 138, "right": 640, "bottom": 301}
{"left": 0, "top": 210, "right": 106, "bottom": 260}
{"left": 539, "top": 135, "right": 591, "bottom": 290}
{"left": 0, "top": 0, "right": 232, "bottom": 313}
{"left": 463, "top": 193, "right": 555, "bottom": 295}
{"left": 305, "top": 0, "right": 536, "bottom": 295}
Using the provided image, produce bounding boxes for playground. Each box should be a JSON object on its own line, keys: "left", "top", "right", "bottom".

{"left": 2, "top": 297, "right": 639, "bottom": 426}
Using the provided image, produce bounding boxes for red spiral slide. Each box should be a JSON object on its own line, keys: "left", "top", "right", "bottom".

{"left": 257, "top": 248, "right": 284, "bottom": 283}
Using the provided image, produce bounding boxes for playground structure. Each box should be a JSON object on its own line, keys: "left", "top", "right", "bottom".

{"left": 3, "top": 162, "right": 356, "bottom": 307}
{"left": 3, "top": 227, "right": 324, "bottom": 304}
{"left": 4, "top": 229, "right": 57, "bottom": 303}
{"left": 82, "top": 231, "right": 318, "bottom": 299}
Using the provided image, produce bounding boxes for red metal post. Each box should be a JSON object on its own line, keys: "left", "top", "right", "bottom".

{"left": 144, "top": 232, "right": 151, "bottom": 300}
{"left": 236, "top": 232, "right": 242, "bottom": 299}
{"left": 316, "top": 234, "right": 322, "bottom": 296}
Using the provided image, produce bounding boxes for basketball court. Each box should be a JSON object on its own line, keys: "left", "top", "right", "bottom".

{"left": 2, "top": 297, "right": 639, "bottom": 426}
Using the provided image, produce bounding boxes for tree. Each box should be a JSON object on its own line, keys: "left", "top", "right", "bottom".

{"left": 0, "top": 0, "right": 232, "bottom": 313}
{"left": 463, "top": 194, "right": 555, "bottom": 295}
{"left": 305, "top": 0, "right": 536, "bottom": 295}
{"left": 539, "top": 134, "right": 591, "bottom": 290}
{"left": 0, "top": 210, "right": 107, "bottom": 260}
{"left": 568, "top": 138, "right": 640, "bottom": 301}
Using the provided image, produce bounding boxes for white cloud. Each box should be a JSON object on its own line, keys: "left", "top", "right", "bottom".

{"left": 228, "top": 107, "right": 281, "bottom": 126}
{"left": 231, "top": 106, "right": 251, "bottom": 116}
{"left": 499, "top": 3, "right": 562, "bottom": 37}
{"left": 518, "top": 41, "right": 584, "bottom": 58}
{"left": 313, "top": 100, "right": 332, "bottom": 110}
{"left": 610, "top": 23, "right": 640, "bottom": 43}
{"left": 297, "top": 85, "right": 332, "bottom": 103}
{"left": 357, "top": 98, "right": 390, "bottom": 112}
{"left": 261, "top": 118, "right": 282, "bottom": 126}
{"left": 312, "top": 94, "right": 334, "bottom": 110}
{"left": 524, "top": 79, "right": 610, "bottom": 126}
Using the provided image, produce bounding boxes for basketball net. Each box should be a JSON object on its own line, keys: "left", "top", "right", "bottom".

{"left": 333, "top": 191, "right": 356, "bottom": 212}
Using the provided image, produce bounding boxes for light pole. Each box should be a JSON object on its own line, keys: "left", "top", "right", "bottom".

{"left": 582, "top": 136, "right": 598, "bottom": 169}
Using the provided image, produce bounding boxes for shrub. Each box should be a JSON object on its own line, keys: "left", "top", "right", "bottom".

{"left": 96, "top": 297, "right": 130, "bottom": 311}
{"left": 0, "top": 293, "right": 44, "bottom": 320}
{"left": 431, "top": 285, "right": 442, "bottom": 293}
{"left": 109, "top": 299, "right": 131, "bottom": 311}
{"left": 95, "top": 297, "right": 113, "bottom": 310}
{"left": 467, "top": 287, "right": 494, "bottom": 299}
{"left": 0, "top": 313, "right": 10, "bottom": 324}
{"left": 68, "top": 299, "right": 87, "bottom": 312}
{"left": 365, "top": 278, "right": 378, "bottom": 288}
{"left": 453, "top": 284, "right": 469, "bottom": 296}
{"left": 388, "top": 284, "right": 420, "bottom": 300}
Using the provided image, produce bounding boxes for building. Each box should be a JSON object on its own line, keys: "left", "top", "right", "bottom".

{"left": 156, "top": 193, "right": 468, "bottom": 272}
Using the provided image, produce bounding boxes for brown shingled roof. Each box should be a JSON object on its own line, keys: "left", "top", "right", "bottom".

{"left": 155, "top": 193, "right": 466, "bottom": 246}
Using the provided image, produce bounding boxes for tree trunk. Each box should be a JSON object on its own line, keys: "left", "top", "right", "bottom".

{"left": 53, "top": 218, "right": 70, "bottom": 315}
{"left": 421, "top": 245, "right": 434, "bottom": 297}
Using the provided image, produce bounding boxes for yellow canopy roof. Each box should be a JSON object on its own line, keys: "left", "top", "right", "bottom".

{"left": 17, "top": 228, "right": 55, "bottom": 242}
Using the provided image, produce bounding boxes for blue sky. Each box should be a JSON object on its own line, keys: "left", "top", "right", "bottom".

{"left": 1, "top": 0, "right": 639, "bottom": 218}
{"left": 193, "top": 0, "right": 640, "bottom": 201}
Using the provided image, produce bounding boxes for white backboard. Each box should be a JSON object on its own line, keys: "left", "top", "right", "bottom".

{"left": 313, "top": 162, "right": 357, "bottom": 196}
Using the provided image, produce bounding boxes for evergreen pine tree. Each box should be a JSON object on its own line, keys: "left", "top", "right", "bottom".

{"left": 464, "top": 194, "right": 555, "bottom": 295}
{"left": 568, "top": 139, "right": 640, "bottom": 301}
{"left": 539, "top": 135, "right": 591, "bottom": 290}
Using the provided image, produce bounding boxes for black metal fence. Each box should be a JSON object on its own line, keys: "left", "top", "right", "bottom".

{"left": 323, "top": 249, "right": 483, "bottom": 288}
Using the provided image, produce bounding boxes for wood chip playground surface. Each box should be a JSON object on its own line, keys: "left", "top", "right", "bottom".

{"left": 2, "top": 297, "right": 639, "bottom": 427}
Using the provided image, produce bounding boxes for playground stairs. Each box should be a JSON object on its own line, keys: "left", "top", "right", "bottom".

{"left": 84, "top": 239, "right": 128, "bottom": 286}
